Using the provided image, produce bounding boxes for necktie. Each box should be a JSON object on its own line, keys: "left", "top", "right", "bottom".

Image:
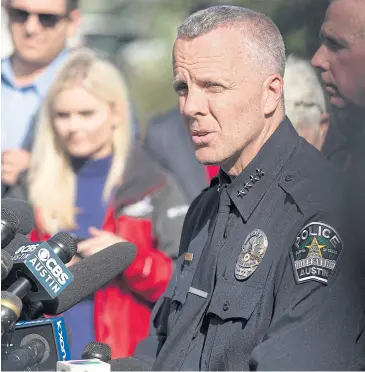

{"left": 153, "top": 185, "right": 232, "bottom": 371}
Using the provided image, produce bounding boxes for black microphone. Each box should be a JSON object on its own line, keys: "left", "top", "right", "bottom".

{"left": 40, "top": 242, "right": 137, "bottom": 315}
{"left": 2, "top": 233, "right": 30, "bottom": 286}
{"left": 82, "top": 341, "right": 112, "bottom": 362}
{"left": 1, "top": 249, "right": 14, "bottom": 281}
{"left": 1, "top": 333, "right": 48, "bottom": 371}
{"left": 3, "top": 232, "right": 32, "bottom": 256}
{"left": 4, "top": 232, "right": 77, "bottom": 302}
{"left": 56, "top": 341, "right": 112, "bottom": 371}
{"left": 1, "top": 290, "right": 23, "bottom": 336}
{"left": 3, "top": 316, "right": 71, "bottom": 371}
{"left": 1, "top": 208, "right": 19, "bottom": 248}
{"left": 2, "top": 198, "right": 35, "bottom": 235}
{"left": 108, "top": 357, "right": 151, "bottom": 371}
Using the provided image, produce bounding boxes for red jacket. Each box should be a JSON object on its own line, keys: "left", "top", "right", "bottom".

{"left": 25, "top": 147, "right": 188, "bottom": 359}
{"left": 30, "top": 206, "right": 173, "bottom": 358}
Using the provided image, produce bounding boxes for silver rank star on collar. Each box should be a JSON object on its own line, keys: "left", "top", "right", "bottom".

{"left": 237, "top": 168, "right": 265, "bottom": 198}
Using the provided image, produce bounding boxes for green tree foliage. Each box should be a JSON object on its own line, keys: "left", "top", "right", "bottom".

{"left": 84, "top": 0, "right": 329, "bottom": 131}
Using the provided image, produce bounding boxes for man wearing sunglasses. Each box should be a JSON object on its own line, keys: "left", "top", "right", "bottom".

{"left": 1, "top": 0, "right": 81, "bottom": 193}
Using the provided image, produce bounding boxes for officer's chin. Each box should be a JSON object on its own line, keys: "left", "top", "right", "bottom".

{"left": 195, "top": 148, "right": 220, "bottom": 166}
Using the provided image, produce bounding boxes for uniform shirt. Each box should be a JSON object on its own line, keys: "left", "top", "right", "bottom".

{"left": 134, "top": 117, "right": 365, "bottom": 370}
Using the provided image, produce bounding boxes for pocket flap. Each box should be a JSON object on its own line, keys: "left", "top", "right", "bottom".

{"left": 207, "top": 280, "right": 263, "bottom": 320}
{"left": 172, "top": 267, "right": 194, "bottom": 305}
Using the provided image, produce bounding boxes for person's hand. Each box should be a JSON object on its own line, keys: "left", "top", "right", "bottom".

{"left": 1, "top": 149, "right": 31, "bottom": 186}
{"left": 77, "top": 227, "right": 126, "bottom": 258}
{"left": 66, "top": 255, "right": 82, "bottom": 267}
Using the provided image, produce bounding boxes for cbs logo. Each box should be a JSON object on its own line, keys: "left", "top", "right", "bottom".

{"left": 37, "top": 248, "right": 69, "bottom": 285}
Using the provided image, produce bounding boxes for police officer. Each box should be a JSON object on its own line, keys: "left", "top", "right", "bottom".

{"left": 133, "top": 5, "right": 364, "bottom": 370}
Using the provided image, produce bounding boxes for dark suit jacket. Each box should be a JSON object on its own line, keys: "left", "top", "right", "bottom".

{"left": 144, "top": 108, "right": 208, "bottom": 202}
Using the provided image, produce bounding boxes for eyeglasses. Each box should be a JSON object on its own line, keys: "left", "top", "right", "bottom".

{"left": 7, "top": 7, "right": 68, "bottom": 28}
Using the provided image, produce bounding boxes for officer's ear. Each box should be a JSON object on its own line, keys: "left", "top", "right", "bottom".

{"left": 262, "top": 74, "right": 283, "bottom": 116}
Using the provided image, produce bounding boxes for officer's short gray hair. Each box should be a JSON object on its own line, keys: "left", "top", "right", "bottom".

{"left": 284, "top": 55, "right": 327, "bottom": 132}
{"left": 177, "top": 5, "right": 286, "bottom": 76}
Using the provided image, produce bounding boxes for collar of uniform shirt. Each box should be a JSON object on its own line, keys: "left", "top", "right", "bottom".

{"left": 218, "top": 117, "right": 300, "bottom": 222}
{"left": 1, "top": 48, "right": 70, "bottom": 98}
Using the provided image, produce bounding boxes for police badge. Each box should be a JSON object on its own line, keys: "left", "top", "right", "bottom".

{"left": 291, "top": 222, "right": 343, "bottom": 284}
{"left": 235, "top": 229, "right": 268, "bottom": 280}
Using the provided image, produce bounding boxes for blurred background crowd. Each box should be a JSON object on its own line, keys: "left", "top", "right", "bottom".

{"left": 1, "top": 0, "right": 331, "bottom": 133}
{"left": 1, "top": 0, "right": 364, "bottom": 362}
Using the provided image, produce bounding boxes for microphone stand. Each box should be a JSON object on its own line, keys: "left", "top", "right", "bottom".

{"left": 1, "top": 328, "right": 15, "bottom": 356}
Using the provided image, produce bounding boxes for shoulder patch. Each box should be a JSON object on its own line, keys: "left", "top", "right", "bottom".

{"left": 291, "top": 222, "right": 343, "bottom": 284}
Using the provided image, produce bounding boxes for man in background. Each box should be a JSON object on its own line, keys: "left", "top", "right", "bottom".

{"left": 284, "top": 54, "right": 329, "bottom": 151}
{"left": 1, "top": 0, "right": 81, "bottom": 191}
{"left": 312, "top": 0, "right": 365, "bottom": 367}
{"left": 312, "top": 0, "right": 365, "bottom": 172}
{"left": 312, "top": 0, "right": 365, "bottom": 228}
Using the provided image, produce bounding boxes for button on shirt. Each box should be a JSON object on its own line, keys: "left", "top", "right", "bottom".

{"left": 1, "top": 49, "right": 69, "bottom": 151}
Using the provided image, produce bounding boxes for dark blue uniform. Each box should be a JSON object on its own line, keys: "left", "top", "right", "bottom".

{"left": 134, "top": 118, "right": 365, "bottom": 370}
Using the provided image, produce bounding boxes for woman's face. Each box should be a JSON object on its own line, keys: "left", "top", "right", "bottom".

{"left": 53, "top": 86, "right": 116, "bottom": 159}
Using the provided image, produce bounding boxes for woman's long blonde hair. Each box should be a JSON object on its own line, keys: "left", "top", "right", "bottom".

{"left": 28, "top": 51, "right": 132, "bottom": 234}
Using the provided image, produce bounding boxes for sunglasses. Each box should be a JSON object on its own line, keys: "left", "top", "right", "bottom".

{"left": 7, "top": 7, "right": 68, "bottom": 28}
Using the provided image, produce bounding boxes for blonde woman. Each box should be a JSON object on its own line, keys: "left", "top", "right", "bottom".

{"left": 284, "top": 55, "right": 329, "bottom": 151}
{"left": 6, "top": 51, "right": 188, "bottom": 359}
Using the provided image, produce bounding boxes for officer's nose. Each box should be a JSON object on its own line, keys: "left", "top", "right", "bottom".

{"left": 181, "top": 88, "right": 209, "bottom": 120}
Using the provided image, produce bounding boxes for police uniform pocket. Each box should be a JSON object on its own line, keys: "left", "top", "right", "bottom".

{"left": 161, "top": 260, "right": 195, "bottom": 333}
{"left": 172, "top": 267, "right": 194, "bottom": 304}
{"left": 167, "top": 267, "right": 193, "bottom": 323}
{"left": 207, "top": 280, "right": 263, "bottom": 321}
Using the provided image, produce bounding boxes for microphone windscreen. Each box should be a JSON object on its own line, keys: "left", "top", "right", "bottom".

{"left": 20, "top": 332, "right": 51, "bottom": 364}
{"left": 2, "top": 199, "right": 34, "bottom": 235}
{"left": 108, "top": 357, "right": 150, "bottom": 371}
{"left": 1, "top": 250, "right": 14, "bottom": 280}
{"left": 1, "top": 207, "right": 19, "bottom": 230}
{"left": 4, "top": 233, "right": 32, "bottom": 256}
{"left": 49, "top": 232, "right": 77, "bottom": 262}
{"left": 42, "top": 242, "right": 137, "bottom": 315}
{"left": 82, "top": 341, "right": 112, "bottom": 362}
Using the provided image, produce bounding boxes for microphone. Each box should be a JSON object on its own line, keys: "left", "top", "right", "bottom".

{"left": 1, "top": 291, "right": 23, "bottom": 336}
{"left": 108, "top": 357, "right": 150, "bottom": 371}
{"left": 4, "top": 232, "right": 77, "bottom": 302}
{"left": 2, "top": 198, "right": 35, "bottom": 235}
{"left": 2, "top": 316, "right": 71, "bottom": 371}
{"left": 56, "top": 341, "right": 112, "bottom": 371}
{"left": 3, "top": 232, "right": 32, "bottom": 256}
{"left": 1, "top": 208, "right": 19, "bottom": 247}
{"left": 57, "top": 360, "right": 111, "bottom": 371}
{"left": 1, "top": 249, "right": 14, "bottom": 281}
{"left": 10, "top": 231, "right": 76, "bottom": 264}
{"left": 82, "top": 341, "right": 112, "bottom": 362}
{"left": 41, "top": 242, "right": 137, "bottom": 315}
{"left": 2, "top": 333, "right": 48, "bottom": 371}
